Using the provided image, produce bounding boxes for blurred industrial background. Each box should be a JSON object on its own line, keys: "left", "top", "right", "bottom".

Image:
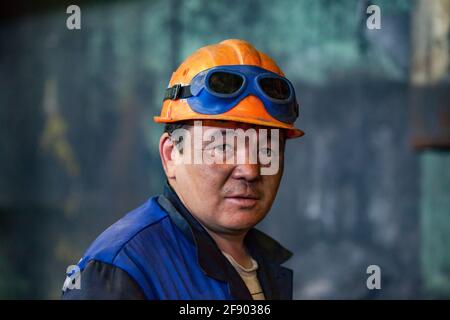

{"left": 0, "top": 0, "right": 449, "bottom": 299}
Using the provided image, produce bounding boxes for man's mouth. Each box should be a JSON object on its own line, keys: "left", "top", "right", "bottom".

{"left": 224, "top": 193, "right": 260, "bottom": 207}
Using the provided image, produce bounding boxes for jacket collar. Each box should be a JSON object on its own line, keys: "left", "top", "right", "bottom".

{"left": 157, "top": 180, "right": 293, "bottom": 299}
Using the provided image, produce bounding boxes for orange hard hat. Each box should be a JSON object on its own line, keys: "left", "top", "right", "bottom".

{"left": 154, "top": 39, "right": 304, "bottom": 139}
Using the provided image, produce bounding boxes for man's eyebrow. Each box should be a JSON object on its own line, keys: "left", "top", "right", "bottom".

{"left": 202, "top": 128, "right": 280, "bottom": 143}
{"left": 201, "top": 129, "right": 227, "bottom": 147}
{"left": 206, "top": 127, "right": 279, "bottom": 136}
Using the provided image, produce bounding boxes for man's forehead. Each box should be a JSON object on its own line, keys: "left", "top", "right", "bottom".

{"left": 176, "top": 121, "right": 286, "bottom": 146}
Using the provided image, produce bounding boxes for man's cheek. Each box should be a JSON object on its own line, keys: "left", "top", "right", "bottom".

{"left": 260, "top": 157, "right": 279, "bottom": 176}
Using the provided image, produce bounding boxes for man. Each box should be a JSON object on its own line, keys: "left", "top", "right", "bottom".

{"left": 62, "top": 39, "right": 304, "bottom": 300}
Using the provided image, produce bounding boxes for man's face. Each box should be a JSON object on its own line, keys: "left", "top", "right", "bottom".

{"left": 166, "top": 120, "right": 285, "bottom": 235}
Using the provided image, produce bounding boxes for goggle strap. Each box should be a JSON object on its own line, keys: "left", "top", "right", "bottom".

{"left": 163, "top": 84, "right": 193, "bottom": 101}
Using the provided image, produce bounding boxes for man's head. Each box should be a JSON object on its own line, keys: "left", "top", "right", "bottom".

{"left": 154, "top": 39, "right": 303, "bottom": 235}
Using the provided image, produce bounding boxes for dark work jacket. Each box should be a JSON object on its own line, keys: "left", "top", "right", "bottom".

{"left": 62, "top": 181, "right": 293, "bottom": 300}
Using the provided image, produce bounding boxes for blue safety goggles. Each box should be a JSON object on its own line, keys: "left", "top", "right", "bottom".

{"left": 163, "top": 65, "right": 299, "bottom": 124}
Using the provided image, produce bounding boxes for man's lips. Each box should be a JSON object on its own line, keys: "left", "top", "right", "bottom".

{"left": 224, "top": 194, "right": 260, "bottom": 207}
{"left": 225, "top": 194, "right": 259, "bottom": 199}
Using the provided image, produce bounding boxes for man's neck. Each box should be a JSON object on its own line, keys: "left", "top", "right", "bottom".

{"left": 205, "top": 229, "right": 253, "bottom": 269}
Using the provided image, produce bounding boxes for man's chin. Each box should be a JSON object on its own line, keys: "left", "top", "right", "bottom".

{"left": 219, "top": 214, "right": 266, "bottom": 232}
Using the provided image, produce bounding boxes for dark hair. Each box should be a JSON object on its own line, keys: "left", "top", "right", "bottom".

{"left": 164, "top": 122, "right": 190, "bottom": 135}
{"left": 164, "top": 122, "right": 191, "bottom": 152}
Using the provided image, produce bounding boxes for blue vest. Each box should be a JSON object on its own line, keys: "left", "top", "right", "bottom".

{"left": 76, "top": 184, "right": 293, "bottom": 299}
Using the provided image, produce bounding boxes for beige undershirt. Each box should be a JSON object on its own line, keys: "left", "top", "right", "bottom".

{"left": 222, "top": 251, "right": 266, "bottom": 300}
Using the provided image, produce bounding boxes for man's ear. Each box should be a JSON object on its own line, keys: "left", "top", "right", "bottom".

{"left": 159, "top": 132, "right": 177, "bottom": 179}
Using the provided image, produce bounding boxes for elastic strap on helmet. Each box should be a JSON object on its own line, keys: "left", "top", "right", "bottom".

{"left": 163, "top": 84, "right": 192, "bottom": 101}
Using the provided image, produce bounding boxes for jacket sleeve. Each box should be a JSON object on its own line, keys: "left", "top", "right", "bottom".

{"left": 61, "top": 259, "right": 146, "bottom": 300}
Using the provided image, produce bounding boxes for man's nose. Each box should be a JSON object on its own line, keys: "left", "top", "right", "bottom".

{"left": 231, "top": 163, "right": 260, "bottom": 181}
{"left": 230, "top": 143, "right": 262, "bottom": 181}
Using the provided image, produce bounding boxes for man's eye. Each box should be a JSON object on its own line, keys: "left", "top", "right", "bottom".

{"left": 259, "top": 148, "right": 273, "bottom": 157}
{"left": 214, "top": 144, "right": 233, "bottom": 153}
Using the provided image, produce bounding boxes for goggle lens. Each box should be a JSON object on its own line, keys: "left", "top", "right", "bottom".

{"left": 208, "top": 72, "right": 244, "bottom": 95}
{"left": 259, "top": 77, "right": 291, "bottom": 100}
